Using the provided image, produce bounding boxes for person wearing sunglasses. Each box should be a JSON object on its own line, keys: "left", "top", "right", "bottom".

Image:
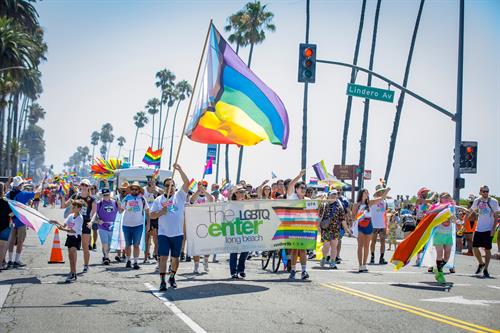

{"left": 150, "top": 164, "right": 191, "bottom": 291}
{"left": 190, "top": 180, "right": 214, "bottom": 274}
{"left": 469, "top": 185, "right": 499, "bottom": 278}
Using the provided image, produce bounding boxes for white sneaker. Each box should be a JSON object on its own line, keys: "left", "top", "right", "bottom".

{"left": 203, "top": 260, "right": 209, "bottom": 272}
{"left": 193, "top": 266, "right": 200, "bottom": 274}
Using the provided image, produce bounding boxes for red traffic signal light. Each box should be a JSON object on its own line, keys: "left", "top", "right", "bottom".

{"left": 304, "top": 47, "right": 314, "bottom": 58}
{"left": 466, "top": 146, "right": 473, "bottom": 153}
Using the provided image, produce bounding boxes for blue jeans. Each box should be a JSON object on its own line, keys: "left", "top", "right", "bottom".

{"left": 229, "top": 252, "right": 248, "bottom": 275}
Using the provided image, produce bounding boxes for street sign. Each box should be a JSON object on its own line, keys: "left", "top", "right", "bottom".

{"left": 333, "top": 165, "right": 356, "bottom": 180}
{"left": 206, "top": 144, "right": 217, "bottom": 162}
{"left": 347, "top": 83, "right": 395, "bottom": 103}
{"left": 363, "top": 169, "right": 372, "bottom": 180}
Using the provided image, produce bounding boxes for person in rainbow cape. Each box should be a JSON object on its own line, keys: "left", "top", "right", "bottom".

{"left": 391, "top": 192, "right": 460, "bottom": 284}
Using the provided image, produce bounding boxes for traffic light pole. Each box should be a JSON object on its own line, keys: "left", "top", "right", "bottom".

{"left": 453, "top": 0, "right": 464, "bottom": 202}
{"left": 301, "top": 0, "right": 311, "bottom": 181}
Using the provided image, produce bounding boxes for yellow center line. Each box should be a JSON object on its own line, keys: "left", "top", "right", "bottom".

{"left": 321, "top": 283, "right": 499, "bottom": 333}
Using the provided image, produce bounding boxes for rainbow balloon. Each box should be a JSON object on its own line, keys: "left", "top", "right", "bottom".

{"left": 186, "top": 24, "right": 289, "bottom": 149}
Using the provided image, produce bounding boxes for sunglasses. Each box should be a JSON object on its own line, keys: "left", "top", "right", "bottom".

{"left": 298, "top": 186, "right": 306, "bottom": 190}
{"left": 481, "top": 190, "right": 489, "bottom": 193}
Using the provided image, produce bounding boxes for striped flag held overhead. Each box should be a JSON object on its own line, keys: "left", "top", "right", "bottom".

{"left": 142, "top": 147, "right": 162, "bottom": 167}
{"left": 312, "top": 160, "right": 329, "bottom": 181}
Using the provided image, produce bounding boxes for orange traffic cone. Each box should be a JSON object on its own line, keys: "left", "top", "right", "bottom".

{"left": 48, "top": 228, "right": 65, "bottom": 264}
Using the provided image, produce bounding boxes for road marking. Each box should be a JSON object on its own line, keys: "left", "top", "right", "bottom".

{"left": 144, "top": 282, "right": 207, "bottom": 333}
{"left": 421, "top": 296, "right": 500, "bottom": 307}
{"left": 321, "top": 283, "right": 498, "bottom": 333}
{"left": 489, "top": 285, "right": 500, "bottom": 291}
{"left": 0, "top": 285, "right": 12, "bottom": 312}
{"left": 341, "top": 281, "right": 471, "bottom": 287}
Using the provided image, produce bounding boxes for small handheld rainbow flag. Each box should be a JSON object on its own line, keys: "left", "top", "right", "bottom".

{"left": 188, "top": 179, "right": 197, "bottom": 192}
{"left": 142, "top": 147, "right": 162, "bottom": 167}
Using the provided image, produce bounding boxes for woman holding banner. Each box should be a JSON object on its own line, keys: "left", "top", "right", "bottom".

{"left": 229, "top": 185, "right": 249, "bottom": 279}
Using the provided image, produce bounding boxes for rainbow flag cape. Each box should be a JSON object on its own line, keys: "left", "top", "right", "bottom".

{"left": 271, "top": 203, "right": 320, "bottom": 250}
{"left": 7, "top": 200, "right": 53, "bottom": 244}
{"left": 186, "top": 24, "right": 289, "bottom": 148}
{"left": 391, "top": 204, "right": 453, "bottom": 271}
{"left": 312, "top": 160, "right": 328, "bottom": 181}
{"left": 142, "top": 147, "right": 162, "bottom": 167}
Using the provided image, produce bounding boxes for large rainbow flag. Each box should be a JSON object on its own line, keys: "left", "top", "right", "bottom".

{"left": 271, "top": 204, "right": 320, "bottom": 250}
{"left": 8, "top": 200, "right": 54, "bottom": 244}
{"left": 186, "top": 24, "right": 289, "bottom": 149}
{"left": 142, "top": 147, "right": 162, "bottom": 167}
{"left": 391, "top": 203, "right": 453, "bottom": 271}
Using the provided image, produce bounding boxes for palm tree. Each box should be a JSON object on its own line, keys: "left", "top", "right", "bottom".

{"left": 0, "top": 0, "right": 40, "bottom": 33}
{"left": 168, "top": 80, "right": 192, "bottom": 169}
{"left": 132, "top": 111, "right": 148, "bottom": 165}
{"left": 385, "top": 0, "right": 425, "bottom": 182}
{"left": 160, "top": 84, "right": 177, "bottom": 149}
{"left": 145, "top": 98, "right": 160, "bottom": 148}
{"left": 99, "top": 144, "right": 107, "bottom": 159}
{"left": 341, "top": 0, "right": 367, "bottom": 166}
{"left": 116, "top": 136, "right": 126, "bottom": 159}
{"left": 232, "top": 1, "right": 276, "bottom": 182}
{"left": 100, "top": 123, "right": 114, "bottom": 159}
{"left": 358, "top": 0, "right": 382, "bottom": 189}
{"left": 155, "top": 69, "right": 175, "bottom": 148}
{"left": 90, "top": 131, "right": 100, "bottom": 160}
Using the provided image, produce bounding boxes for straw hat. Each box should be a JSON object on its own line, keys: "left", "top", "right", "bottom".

{"left": 119, "top": 181, "right": 130, "bottom": 190}
{"left": 374, "top": 184, "right": 387, "bottom": 195}
{"left": 128, "top": 181, "right": 141, "bottom": 191}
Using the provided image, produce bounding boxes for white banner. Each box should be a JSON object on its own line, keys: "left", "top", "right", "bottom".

{"left": 185, "top": 200, "right": 319, "bottom": 256}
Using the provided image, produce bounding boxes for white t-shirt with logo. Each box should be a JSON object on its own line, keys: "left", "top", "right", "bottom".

{"left": 122, "top": 195, "right": 148, "bottom": 227}
{"left": 65, "top": 213, "right": 83, "bottom": 236}
{"left": 471, "top": 198, "right": 499, "bottom": 232}
{"left": 370, "top": 200, "right": 387, "bottom": 229}
{"left": 151, "top": 190, "right": 187, "bottom": 237}
{"left": 143, "top": 186, "right": 159, "bottom": 205}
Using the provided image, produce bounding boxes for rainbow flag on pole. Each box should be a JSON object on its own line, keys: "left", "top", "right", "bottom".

{"left": 142, "top": 147, "right": 162, "bottom": 167}
{"left": 186, "top": 24, "right": 289, "bottom": 149}
{"left": 312, "top": 160, "right": 329, "bottom": 181}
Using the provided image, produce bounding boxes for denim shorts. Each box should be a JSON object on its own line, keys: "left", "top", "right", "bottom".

{"left": 98, "top": 229, "right": 113, "bottom": 245}
{"left": 0, "top": 227, "right": 11, "bottom": 241}
{"left": 122, "top": 225, "right": 143, "bottom": 246}
{"left": 158, "top": 235, "right": 183, "bottom": 257}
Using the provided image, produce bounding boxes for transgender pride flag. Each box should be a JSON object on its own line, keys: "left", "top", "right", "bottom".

{"left": 7, "top": 200, "right": 54, "bottom": 244}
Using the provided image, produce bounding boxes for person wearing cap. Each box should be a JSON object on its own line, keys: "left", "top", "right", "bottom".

{"left": 61, "top": 178, "right": 97, "bottom": 273}
{"left": 6, "top": 176, "right": 43, "bottom": 268}
{"left": 469, "top": 185, "right": 499, "bottom": 278}
{"left": 121, "top": 181, "right": 150, "bottom": 270}
{"left": 92, "top": 188, "right": 123, "bottom": 265}
{"left": 150, "top": 164, "right": 191, "bottom": 291}
{"left": 189, "top": 180, "right": 214, "bottom": 274}
{"left": 369, "top": 185, "right": 390, "bottom": 265}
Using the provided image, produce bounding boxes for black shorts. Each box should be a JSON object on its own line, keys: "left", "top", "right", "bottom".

{"left": 65, "top": 235, "right": 82, "bottom": 250}
{"left": 402, "top": 224, "right": 416, "bottom": 232}
{"left": 473, "top": 231, "right": 493, "bottom": 250}
{"left": 82, "top": 220, "right": 91, "bottom": 235}
{"left": 150, "top": 218, "right": 159, "bottom": 230}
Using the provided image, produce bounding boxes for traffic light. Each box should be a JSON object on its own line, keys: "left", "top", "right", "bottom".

{"left": 298, "top": 43, "right": 317, "bottom": 83}
{"left": 459, "top": 141, "right": 477, "bottom": 174}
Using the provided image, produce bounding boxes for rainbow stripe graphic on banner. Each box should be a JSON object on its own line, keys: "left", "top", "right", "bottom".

{"left": 142, "top": 147, "right": 162, "bottom": 167}
{"left": 186, "top": 24, "right": 289, "bottom": 149}
{"left": 8, "top": 200, "right": 53, "bottom": 244}
{"left": 271, "top": 204, "right": 320, "bottom": 250}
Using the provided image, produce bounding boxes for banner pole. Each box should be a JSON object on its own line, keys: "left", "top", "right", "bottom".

{"left": 168, "top": 19, "right": 212, "bottom": 189}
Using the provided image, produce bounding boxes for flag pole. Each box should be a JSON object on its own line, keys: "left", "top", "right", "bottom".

{"left": 169, "top": 19, "right": 212, "bottom": 188}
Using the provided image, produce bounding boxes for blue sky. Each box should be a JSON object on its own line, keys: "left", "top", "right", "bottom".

{"left": 36, "top": 0, "right": 499, "bottom": 197}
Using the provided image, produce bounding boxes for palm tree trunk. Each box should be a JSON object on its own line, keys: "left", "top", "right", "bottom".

{"left": 11, "top": 94, "right": 20, "bottom": 175}
{"left": 17, "top": 95, "right": 27, "bottom": 137}
{"left": 132, "top": 126, "right": 139, "bottom": 165}
{"left": 118, "top": 146, "right": 122, "bottom": 160}
{"left": 92, "top": 144, "right": 96, "bottom": 160}
{"left": 169, "top": 101, "right": 181, "bottom": 170}
{"left": 158, "top": 97, "right": 163, "bottom": 149}
{"left": 151, "top": 114, "right": 155, "bottom": 148}
{"left": 236, "top": 42, "right": 255, "bottom": 182}
{"left": 107, "top": 142, "right": 112, "bottom": 159}
{"left": 0, "top": 99, "right": 6, "bottom": 174}
{"left": 357, "top": 0, "right": 382, "bottom": 190}
{"left": 341, "top": 0, "right": 367, "bottom": 165}
{"left": 5, "top": 97, "right": 13, "bottom": 175}
{"left": 160, "top": 105, "right": 171, "bottom": 149}
{"left": 385, "top": 0, "right": 425, "bottom": 182}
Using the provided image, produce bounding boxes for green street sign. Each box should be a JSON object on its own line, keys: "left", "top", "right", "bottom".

{"left": 347, "top": 83, "right": 395, "bottom": 103}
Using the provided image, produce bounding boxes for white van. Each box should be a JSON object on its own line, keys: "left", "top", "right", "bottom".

{"left": 112, "top": 167, "right": 172, "bottom": 192}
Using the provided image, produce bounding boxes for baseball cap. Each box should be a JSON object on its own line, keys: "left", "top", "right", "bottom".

{"left": 80, "top": 179, "right": 91, "bottom": 186}
{"left": 101, "top": 188, "right": 111, "bottom": 195}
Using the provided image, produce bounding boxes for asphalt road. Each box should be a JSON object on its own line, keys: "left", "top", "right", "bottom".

{"left": 0, "top": 207, "right": 499, "bottom": 333}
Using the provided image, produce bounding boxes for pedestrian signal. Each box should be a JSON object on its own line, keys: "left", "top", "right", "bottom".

{"left": 298, "top": 43, "right": 317, "bottom": 83}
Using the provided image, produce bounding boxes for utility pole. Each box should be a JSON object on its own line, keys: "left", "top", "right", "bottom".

{"left": 301, "top": 0, "right": 311, "bottom": 181}
{"left": 453, "top": 0, "right": 464, "bottom": 202}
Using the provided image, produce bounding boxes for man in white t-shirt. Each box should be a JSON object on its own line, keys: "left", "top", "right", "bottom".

{"left": 121, "top": 182, "right": 150, "bottom": 270}
{"left": 470, "top": 185, "right": 499, "bottom": 278}
{"left": 370, "top": 185, "right": 388, "bottom": 265}
{"left": 150, "top": 164, "right": 190, "bottom": 291}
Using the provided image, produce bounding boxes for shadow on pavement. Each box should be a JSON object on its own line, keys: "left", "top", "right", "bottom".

{"left": 0, "top": 276, "right": 41, "bottom": 285}
{"left": 177, "top": 277, "right": 310, "bottom": 284}
{"left": 391, "top": 282, "right": 453, "bottom": 292}
{"left": 65, "top": 298, "right": 118, "bottom": 306}
{"left": 154, "top": 282, "right": 268, "bottom": 301}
